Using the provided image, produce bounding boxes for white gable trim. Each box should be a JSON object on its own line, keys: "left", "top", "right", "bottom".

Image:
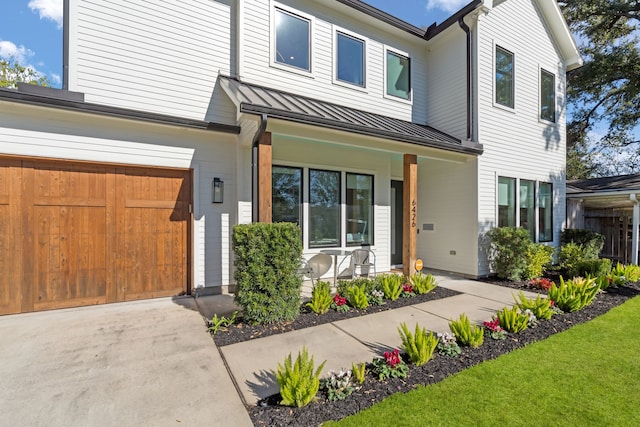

{"left": 535, "top": 0, "right": 583, "bottom": 70}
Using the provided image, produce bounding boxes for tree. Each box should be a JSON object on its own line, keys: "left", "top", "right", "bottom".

{"left": 0, "top": 58, "right": 50, "bottom": 89}
{"left": 559, "top": 1, "right": 640, "bottom": 178}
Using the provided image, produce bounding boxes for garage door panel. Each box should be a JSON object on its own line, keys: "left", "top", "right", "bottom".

{"left": 0, "top": 160, "right": 23, "bottom": 315}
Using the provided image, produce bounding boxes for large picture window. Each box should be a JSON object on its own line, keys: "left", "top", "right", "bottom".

{"left": 336, "top": 32, "right": 365, "bottom": 87}
{"left": 386, "top": 50, "right": 410, "bottom": 100}
{"left": 520, "top": 180, "right": 535, "bottom": 239}
{"left": 540, "top": 69, "right": 556, "bottom": 123}
{"left": 495, "top": 46, "right": 514, "bottom": 108}
{"left": 539, "top": 182, "right": 553, "bottom": 242}
{"left": 498, "top": 176, "right": 516, "bottom": 227}
{"left": 275, "top": 8, "right": 310, "bottom": 71}
{"left": 309, "top": 169, "right": 341, "bottom": 248}
{"left": 346, "top": 173, "right": 373, "bottom": 245}
{"left": 272, "top": 166, "right": 302, "bottom": 225}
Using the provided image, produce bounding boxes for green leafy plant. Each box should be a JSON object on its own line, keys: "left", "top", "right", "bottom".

{"left": 558, "top": 242, "right": 587, "bottom": 278}
{"left": 410, "top": 272, "right": 438, "bottom": 294}
{"left": 398, "top": 322, "right": 438, "bottom": 366}
{"left": 548, "top": 276, "right": 600, "bottom": 312}
{"left": 371, "top": 349, "right": 408, "bottom": 381}
{"left": 233, "top": 223, "right": 302, "bottom": 324}
{"left": 331, "top": 294, "right": 349, "bottom": 312}
{"left": 401, "top": 283, "right": 415, "bottom": 298}
{"left": 496, "top": 306, "right": 529, "bottom": 333}
{"left": 449, "top": 313, "right": 484, "bottom": 348}
{"left": 608, "top": 262, "right": 627, "bottom": 287}
{"left": 208, "top": 311, "right": 238, "bottom": 335}
{"left": 379, "top": 274, "right": 404, "bottom": 301}
{"left": 276, "top": 346, "right": 326, "bottom": 408}
{"left": 560, "top": 229, "right": 605, "bottom": 260}
{"left": 322, "top": 369, "right": 354, "bottom": 401}
{"left": 337, "top": 278, "right": 379, "bottom": 297}
{"left": 436, "top": 332, "right": 461, "bottom": 357}
{"left": 576, "top": 258, "right": 612, "bottom": 278}
{"left": 369, "top": 289, "right": 385, "bottom": 306}
{"left": 346, "top": 284, "right": 370, "bottom": 309}
{"left": 487, "top": 227, "right": 534, "bottom": 281}
{"left": 482, "top": 318, "right": 507, "bottom": 340}
{"left": 624, "top": 263, "right": 640, "bottom": 282}
{"left": 351, "top": 362, "right": 366, "bottom": 385}
{"left": 524, "top": 244, "right": 555, "bottom": 280}
{"left": 514, "top": 291, "right": 555, "bottom": 320}
{"left": 306, "top": 281, "right": 333, "bottom": 315}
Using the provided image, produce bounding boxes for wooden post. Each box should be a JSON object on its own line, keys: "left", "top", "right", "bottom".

{"left": 403, "top": 154, "right": 418, "bottom": 277}
{"left": 257, "top": 132, "right": 272, "bottom": 223}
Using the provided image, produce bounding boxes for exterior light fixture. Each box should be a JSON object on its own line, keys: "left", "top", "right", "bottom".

{"left": 212, "top": 178, "right": 224, "bottom": 203}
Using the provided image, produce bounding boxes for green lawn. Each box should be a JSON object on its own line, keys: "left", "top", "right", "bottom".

{"left": 328, "top": 296, "right": 640, "bottom": 426}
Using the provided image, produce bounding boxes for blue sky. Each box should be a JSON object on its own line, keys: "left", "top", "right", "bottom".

{"left": 0, "top": 0, "right": 465, "bottom": 89}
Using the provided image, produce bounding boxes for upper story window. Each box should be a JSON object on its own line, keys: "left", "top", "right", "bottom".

{"left": 495, "top": 46, "right": 514, "bottom": 108}
{"left": 540, "top": 69, "right": 556, "bottom": 123}
{"left": 386, "top": 49, "right": 411, "bottom": 100}
{"left": 274, "top": 8, "right": 310, "bottom": 72}
{"left": 336, "top": 32, "right": 365, "bottom": 87}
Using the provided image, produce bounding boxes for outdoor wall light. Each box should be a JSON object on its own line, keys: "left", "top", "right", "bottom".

{"left": 212, "top": 178, "right": 224, "bottom": 203}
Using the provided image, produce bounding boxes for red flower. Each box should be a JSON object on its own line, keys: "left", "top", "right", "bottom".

{"left": 384, "top": 349, "right": 402, "bottom": 368}
{"left": 333, "top": 294, "right": 347, "bottom": 306}
{"left": 483, "top": 318, "right": 502, "bottom": 332}
{"left": 402, "top": 283, "right": 414, "bottom": 293}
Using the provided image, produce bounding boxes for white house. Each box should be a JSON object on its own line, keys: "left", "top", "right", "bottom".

{"left": 0, "top": 0, "right": 581, "bottom": 314}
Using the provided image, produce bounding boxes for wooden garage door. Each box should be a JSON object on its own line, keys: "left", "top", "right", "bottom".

{"left": 0, "top": 158, "right": 191, "bottom": 315}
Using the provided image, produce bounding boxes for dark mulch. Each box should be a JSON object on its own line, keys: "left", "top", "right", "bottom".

{"left": 246, "top": 280, "right": 640, "bottom": 427}
{"left": 213, "top": 286, "right": 460, "bottom": 347}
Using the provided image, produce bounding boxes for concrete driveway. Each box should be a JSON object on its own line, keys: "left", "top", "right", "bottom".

{"left": 0, "top": 297, "right": 251, "bottom": 427}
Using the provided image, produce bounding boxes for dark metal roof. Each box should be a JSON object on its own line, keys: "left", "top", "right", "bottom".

{"left": 219, "top": 76, "right": 482, "bottom": 155}
{"left": 425, "top": 0, "right": 482, "bottom": 40}
{"left": 568, "top": 174, "right": 640, "bottom": 193}
{"left": 0, "top": 85, "right": 240, "bottom": 134}
{"left": 336, "top": 0, "right": 425, "bottom": 38}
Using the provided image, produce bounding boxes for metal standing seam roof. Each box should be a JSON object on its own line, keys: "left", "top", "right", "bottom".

{"left": 567, "top": 174, "right": 640, "bottom": 194}
{"left": 219, "top": 76, "right": 483, "bottom": 155}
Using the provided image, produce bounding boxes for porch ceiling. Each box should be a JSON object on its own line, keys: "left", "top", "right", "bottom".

{"left": 218, "top": 76, "right": 483, "bottom": 155}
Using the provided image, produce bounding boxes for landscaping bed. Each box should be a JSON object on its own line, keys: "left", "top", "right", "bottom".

{"left": 213, "top": 286, "right": 460, "bottom": 347}
{"left": 247, "top": 282, "right": 639, "bottom": 427}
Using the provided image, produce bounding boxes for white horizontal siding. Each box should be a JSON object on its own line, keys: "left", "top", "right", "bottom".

{"left": 241, "top": 0, "right": 428, "bottom": 124}
{"left": 476, "top": 0, "right": 568, "bottom": 275}
{"left": 71, "top": 0, "right": 236, "bottom": 124}
{"left": 0, "top": 102, "right": 239, "bottom": 289}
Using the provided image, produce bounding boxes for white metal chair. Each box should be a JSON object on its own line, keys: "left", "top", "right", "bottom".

{"left": 298, "top": 253, "right": 332, "bottom": 285}
{"left": 349, "top": 248, "right": 376, "bottom": 279}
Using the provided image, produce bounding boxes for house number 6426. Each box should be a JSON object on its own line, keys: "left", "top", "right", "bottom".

{"left": 411, "top": 199, "right": 417, "bottom": 228}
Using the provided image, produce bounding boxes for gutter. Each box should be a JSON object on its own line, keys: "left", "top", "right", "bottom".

{"left": 458, "top": 17, "right": 472, "bottom": 141}
{"left": 425, "top": 0, "right": 482, "bottom": 40}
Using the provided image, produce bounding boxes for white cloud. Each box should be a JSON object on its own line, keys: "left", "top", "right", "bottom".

{"left": 50, "top": 73, "right": 61, "bottom": 85}
{"left": 0, "top": 40, "right": 34, "bottom": 64}
{"left": 425, "top": 0, "right": 469, "bottom": 13}
{"left": 28, "top": 0, "right": 63, "bottom": 29}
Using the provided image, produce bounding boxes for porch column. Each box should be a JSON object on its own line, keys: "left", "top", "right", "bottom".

{"left": 631, "top": 194, "right": 639, "bottom": 264}
{"left": 403, "top": 154, "right": 418, "bottom": 277}
{"left": 257, "top": 132, "right": 272, "bottom": 223}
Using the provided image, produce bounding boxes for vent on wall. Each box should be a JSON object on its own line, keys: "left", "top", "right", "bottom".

{"left": 423, "top": 224, "right": 434, "bottom": 231}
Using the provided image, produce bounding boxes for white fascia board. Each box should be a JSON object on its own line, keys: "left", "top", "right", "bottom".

{"left": 536, "top": 0, "right": 583, "bottom": 70}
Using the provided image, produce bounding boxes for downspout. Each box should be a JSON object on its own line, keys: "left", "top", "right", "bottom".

{"left": 631, "top": 194, "right": 639, "bottom": 265}
{"left": 458, "top": 17, "right": 472, "bottom": 141}
{"left": 251, "top": 114, "right": 268, "bottom": 222}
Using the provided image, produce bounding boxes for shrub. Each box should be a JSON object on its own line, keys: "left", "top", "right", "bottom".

{"left": 561, "top": 229, "right": 605, "bottom": 259}
{"left": 576, "top": 258, "right": 612, "bottom": 278}
{"left": 233, "top": 223, "right": 302, "bottom": 324}
{"left": 346, "top": 284, "right": 369, "bottom": 309}
{"left": 371, "top": 349, "right": 408, "bottom": 381}
{"left": 496, "top": 306, "right": 529, "bottom": 333}
{"left": 379, "top": 274, "right": 404, "bottom": 301}
{"left": 514, "top": 291, "right": 554, "bottom": 320}
{"left": 449, "top": 313, "right": 484, "bottom": 348}
{"left": 398, "top": 322, "right": 439, "bottom": 367}
{"left": 277, "top": 346, "right": 326, "bottom": 408}
{"left": 306, "top": 281, "right": 332, "bottom": 315}
{"left": 548, "top": 276, "right": 600, "bottom": 312}
{"left": 351, "top": 362, "right": 366, "bottom": 385}
{"left": 528, "top": 278, "right": 555, "bottom": 290}
{"left": 624, "top": 263, "right": 640, "bottom": 282}
{"left": 558, "top": 242, "right": 587, "bottom": 278}
{"left": 322, "top": 369, "right": 354, "bottom": 401}
{"left": 487, "top": 227, "right": 533, "bottom": 281}
{"left": 410, "top": 272, "right": 438, "bottom": 294}
{"left": 524, "top": 244, "right": 555, "bottom": 280}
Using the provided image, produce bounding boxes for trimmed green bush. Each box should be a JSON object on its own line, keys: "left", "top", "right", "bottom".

{"left": 576, "top": 258, "right": 612, "bottom": 278}
{"left": 233, "top": 223, "right": 302, "bottom": 324}
{"left": 487, "top": 227, "right": 533, "bottom": 281}
{"left": 277, "top": 346, "right": 326, "bottom": 407}
{"left": 561, "top": 229, "right": 605, "bottom": 259}
{"left": 524, "top": 244, "right": 555, "bottom": 280}
{"left": 558, "top": 242, "right": 586, "bottom": 278}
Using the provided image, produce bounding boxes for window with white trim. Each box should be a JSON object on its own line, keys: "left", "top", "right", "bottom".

{"left": 540, "top": 69, "right": 556, "bottom": 123}
{"left": 336, "top": 32, "right": 365, "bottom": 87}
{"left": 274, "top": 8, "right": 311, "bottom": 72}
{"left": 495, "top": 46, "right": 514, "bottom": 108}
{"left": 498, "top": 176, "right": 554, "bottom": 242}
{"left": 386, "top": 50, "right": 411, "bottom": 100}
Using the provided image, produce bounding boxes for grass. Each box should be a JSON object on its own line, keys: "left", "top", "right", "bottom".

{"left": 327, "top": 296, "right": 640, "bottom": 426}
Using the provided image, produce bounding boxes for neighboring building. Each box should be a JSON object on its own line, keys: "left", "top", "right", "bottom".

{"left": 567, "top": 174, "right": 640, "bottom": 265}
{"left": 0, "top": 0, "right": 581, "bottom": 314}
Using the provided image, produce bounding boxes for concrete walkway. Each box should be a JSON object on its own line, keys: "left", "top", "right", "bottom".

{"left": 0, "top": 297, "right": 252, "bottom": 427}
{"left": 201, "top": 274, "right": 538, "bottom": 405}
